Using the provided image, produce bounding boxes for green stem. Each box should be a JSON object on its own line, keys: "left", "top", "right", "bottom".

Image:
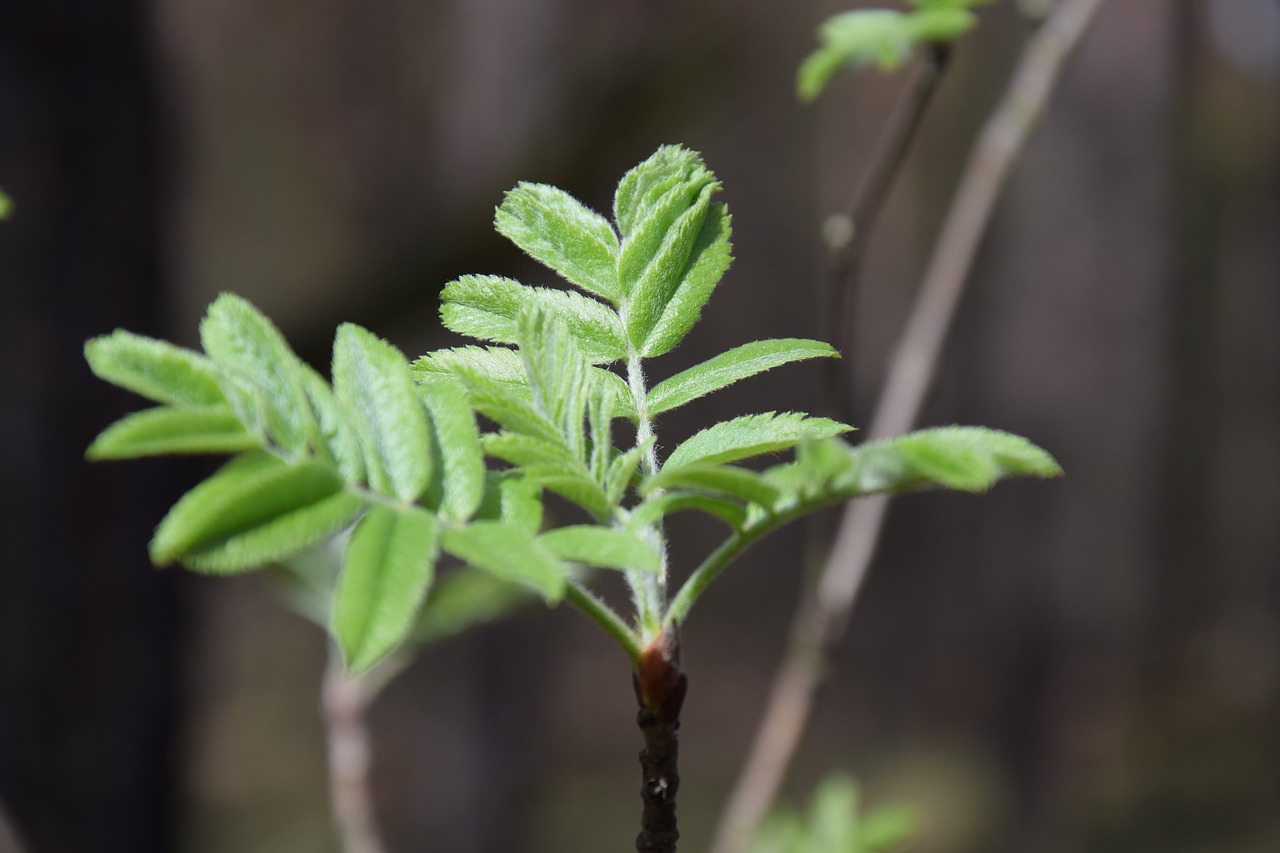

{"left": 565, "top": 579, "right": 643, "bottom": 664}
{"left": 625, "top": 350, "right": 667, "bottom": 637}
{"left": 664, "top": 495, "right": 852, "bottom": 628}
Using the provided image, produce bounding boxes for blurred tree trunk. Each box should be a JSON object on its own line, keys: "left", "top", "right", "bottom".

{"left": 0, "top": 2, "right": 182, "bottom": 851}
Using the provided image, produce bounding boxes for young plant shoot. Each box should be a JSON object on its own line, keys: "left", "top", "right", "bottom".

{"left": 86, "top": 144, "right": 1060, "bottom": 852}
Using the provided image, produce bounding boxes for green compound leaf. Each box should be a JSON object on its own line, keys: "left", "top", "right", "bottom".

{"left": 150, "top": 452, "right": 365, "bottom": 573}
{"left": 299, "top": 365, "right": 365, "bottom": 484}
{"left": 483, "top": 432, "right": 581, "bottom": 470}
{"left": 418, "top": 380, "right": 485, "bottom": 523}
{"left": 87, "top": 407, "right": 258, "bottom": 460}
{"left": 441, "top": 521, "right": 567, "bottom": 603}
{"left": 614, "top": 145, "right": 708, "bottom": 240}
{"left": 519, "top": 466, "right": 614, "bottom": 521}
{"left": 517, "top": 306, "right": 594, "bottom": 462}
{"left": 798, "top": 7, "right": 980, "bottom": 101}
{"left": 538, "top": 525, "right": 660, "bottom": 573}
{"left": 621, "top": 179, "right": 717, "bottom": 348}
{"left": 664, "top": 412, "right": 852, "bottom": 471}
{"left": 639, "top": 202, "right": 733, "bottom": 358}
{"left": 334, "top": 505, "right": 439, "bottom": 674}
{"left": 838, "top": 426, "right": 1062, "bottom": 494}
{"left": 414, "top": 568, "right": 532, "bottom": 645}
{"left": 628, "top": 492, "right": 748, "bottom": 530}
{"left": 332, "top": 324, "right": 433, "bottom": 503}
{"left": 495, "top": 182, "right": 622, "bottom": 303}
{"left": 641, "top": 462, "right": 781, "bottom": 508}
{"left": 414, "top": 346, "right": 635, "bottom": 419}
{"left": 753, "top": 774, "right": 917, "bottom": 853}
{"left": 200, "top": 293, "right": 315, "bottom": 456}
{"left": 85, "top": 330, "right": 227, "bottom": 408}
{"left": 474, "top": 472, "right": 544, "bottom": 535}
{"left": 440, "top": 275, "right": 626, "bottom": 364}
{"left": 647, "top": 338, "right": 838, "bottom": 415}
{"left": 605, "top": 438, "right": 651, "bottom": 506}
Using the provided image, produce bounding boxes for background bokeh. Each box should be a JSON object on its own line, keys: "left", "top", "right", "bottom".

{"left": 2, "top": 0, "right": 1279, "bottom": 851}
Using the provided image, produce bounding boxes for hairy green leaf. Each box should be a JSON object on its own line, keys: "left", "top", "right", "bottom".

{"left": 628, "top": 492, "right": 748, "bottom": 530}
{"left": 484, "top": 432, "right": 582, "bottom": 472}
{"left": 641, "top": 462, "right": 781, "bottom": 508}
{"left": 440, "top": 275, "right": 626, "bottom": 363}
{"left": 150, "top": 452, "right": 365, "bottom": 573}
{"left": 836, "top": 427, "right": 1062, "bottom": 495}
{"left": 539, "top": 525, "right": 660, "bottom": 573}
{"left": 332, "top": 324, "right": 432, "bottom": 503}
{"left": 87, "top": 407, "right": 258, "bottom": 460}
{"left": 200, "top": 293, "right": 315, "bottom": 456}
{"left": 334, "top": 505, "right": 439, "bottom": 673}
{"left": 520, "top": 466, "right": 614, "bottom": 520}
{"left": 614, "top": 145, "right": 708, "bottom": 240}
{"left": 605, "top": 438, "right": 651, "bottom": 506}
{"left": 416, "top": 345, "right": 635, "bottom": 420}
{"left": 299, "top": 365, "right": 364, "bottom": 484}
{"left": 495, "top": 182, "right": 622, "bottom": 303}
{"left": 414, "top": 568, "right": 532, "bottom": 645}
{"left": 621, "top": 180, "right": 717, "bottom": 348}
{"left": 647, "top": 338, "right": 838, "bottom": 415}
{"left": 517, "top": 306, "right": 596, "bottom": 461}
{"left": 664, "top": 412, "right": 852, "bottom": 471}
{"left": 640, "top": 203, "right": 734, "bottom": 357}
{"left": 474, "top": 472, "right": 544, "bottom": 534}
{"left": 85, "top": 330, "right": 227, "bottom": 408}
{"left": 418, "top": 380, "right": 485, "bottom": 523}
{"left": 441, "top": 521, "right": 567, "bottom": 602}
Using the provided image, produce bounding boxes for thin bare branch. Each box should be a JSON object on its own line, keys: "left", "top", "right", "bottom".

{"left": 322, "top": 650, "right": 387, "bottom": 853}
{"left": 822, "top": 45, "right": 950, "bottom": 420}
{"left": 711, "top": 2, "right": 1107, "bottom": 850}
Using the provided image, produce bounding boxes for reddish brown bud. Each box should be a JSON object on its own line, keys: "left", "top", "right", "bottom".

{"left": 635, "top": 629, "right": 684, "bottom": 721}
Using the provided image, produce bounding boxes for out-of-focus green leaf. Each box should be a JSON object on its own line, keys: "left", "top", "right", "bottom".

{"left": 85, "top": 330, "right": 227, "bottom": 408}
{"left": 441, "top": 521, "right": 567, "bottom": 602}
{"left": 753, "top": 773, "right": 917, "bottom": 853}
{"left": 0, "top": 189, "right": 11, "bottom": 219}
{"left": 664, "top": 412, "right": 852, "bottom": 471}
{"left": 605, "top": 438, "right": 651, "bottom": 506}
{"left": 414, "top": 568, "right": 532, "bottom": 645}
{"left": 334, "top": 505, "right": 439, "bottom": 673}
{"left": 474, "top": 472, "right": 544, "bottom": 535}
{"left": 332, "top": 324, "right": 432, "bottom": 503}
{"left": 418, "top": 380, "right": 485, "bottom": 523}
{"left": 539, "top": 525, "right": 660, "bottom": 573}
{"left": 86, "top": 407, "right": 257, "bottom": 459}
{"left": 628, "top": 492, "right": 748, "bottom": 530}
{"left": 200, "top": 293, "right": 315, "bottom": 456}
{"left": 519, "top": 466, "right": 614, "bottom": 520}
{"left": 641, "top": 462, "right": 781, "bottom": 508}
{"left": 483, "top": 432, "right": 580, "bottom": 470}
{"left": 150, "top": 452, "right": 365, "bottom": 573}
{"left": 647, "top": 339, "right": 838, "bottom": 415}
{"left": 440, "top": 275, "right": 626, "bottom": 363}
{"left": 833, "top": 426, "right": 1062, "bottom": 495}
{"left": 495, "top": 182, "right": 622, "bottom": 303}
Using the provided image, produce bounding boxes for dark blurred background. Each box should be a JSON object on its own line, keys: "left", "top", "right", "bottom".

{"left": 2, "top": 0, "right": 1278, "bottom": 851}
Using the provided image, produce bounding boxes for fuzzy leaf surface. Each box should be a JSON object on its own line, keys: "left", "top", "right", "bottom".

{"left": 517, "top": 306, "right": 594, "bottom": 461}
{"left": 334, "top": 505, "right": 439, "bottom": 673}
{"left": 440, "top": 275, "right": 626, "bottom": 363}
{"left": 441, "top": 521, "right": 566, "bottom": 602}
{"left": 418, "top": 380, "right": 485, "bottom": 523}
{"left": 628, "top": 492, "right": 748, "bottom": 530}
{"left": 495, "top": 182, "right": 621, "bottom": 302}
{"left": 640, "top": 203, "right": 733, "bottom": 357}
{"left": 538, "top": 526, "right": 660, "bottom": 573}
{"left": 200, "top": 293, "right": 314, "bottom": 455}
{"left": 614, "top": 145, "right": 708, "bottom": 240}
{"left": 642, "top": 462, "right": 781, "bottom": 507}
{"left": 87, "top": 407, "right": 258, "bottom": 459}
{"left": 85, "top": 330, "right": 227, "bottom": 408}
{"left": 332, "top": 324, "right": 432, "bottom": 502}
{"left": 299, "top": 365, "right": 364, "bottom": 484}
{"left": 834, "top": 427, "right": 1062, "bottom": 495}
{"left": 664, "top": 412, "right": 852, "bottom": 471}
{"left": 647, "top": 338, "right": 838, "bottom": 415}
{"left": 150, "top": 452, "right": 365, "bottom": 573}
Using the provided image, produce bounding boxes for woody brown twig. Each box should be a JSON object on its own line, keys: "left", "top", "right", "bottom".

{"left": 634, "top": 630, "right": 688, "bottom": 853}
{"left": 712, "top": 2, "right": 1108, "bottom": 850}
